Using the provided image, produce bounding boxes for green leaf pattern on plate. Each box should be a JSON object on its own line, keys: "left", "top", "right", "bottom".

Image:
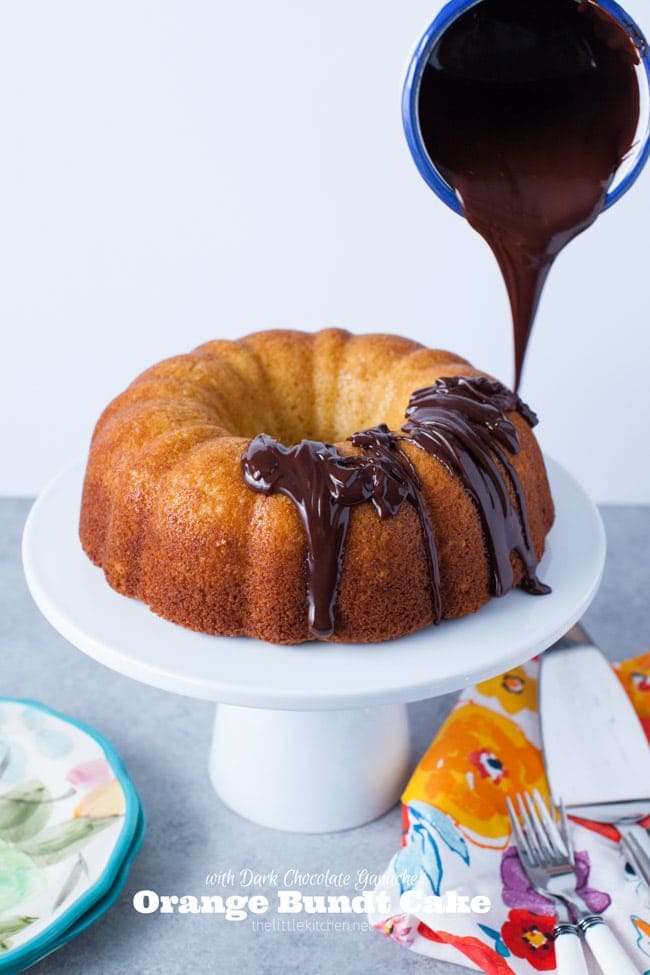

{"left": 0, "top": 841, "right": 46, "bottom": 915}
{"left": 18, "top": 817, "right": 116, "bottom": 868}
{"left": 0, "top": 780, "right": 53, "bottom": 843}
{"left": 0, "top": 916, "right": 37, "bottom": 950}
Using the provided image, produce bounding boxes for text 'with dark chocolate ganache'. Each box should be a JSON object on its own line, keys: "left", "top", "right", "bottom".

{"left": 417, "top": 0, "right": 641, "bottom": 389}
{"left": 242, "top": 376, "right": 549, "bottom": 640}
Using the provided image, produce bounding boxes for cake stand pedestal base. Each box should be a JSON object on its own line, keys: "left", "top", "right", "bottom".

{"left": 23, "top": 458, "right": 606, "bottom": 833}
{"left": 209, "top": 703, "right": 411, "bottom": 832}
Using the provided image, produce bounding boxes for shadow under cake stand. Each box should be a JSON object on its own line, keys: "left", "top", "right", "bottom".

{"left": 22, "top": 457, "right": 605, "bottom": 833}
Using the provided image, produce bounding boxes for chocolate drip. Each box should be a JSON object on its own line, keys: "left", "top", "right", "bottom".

{"left": 349, "top": 426, "right": 443, "bottom": 622}
{"left": 241, "top": 376, "right": 549, "bottom": 640}
{"left": 242, "top": 427, "right": 441, "bottom": 638}
{"left": 402, "top": 377, "right": 550, "bottom": 597}
{"left": 241, "top": 437, "right": 366, "bottom": 638}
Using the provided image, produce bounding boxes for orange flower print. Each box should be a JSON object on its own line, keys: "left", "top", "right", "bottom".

{"left": 468, "top": 747, "right": 508, "bottom": 784}
{"left": 476, "top": 666, "right": 537, "bottom": 715}
{"left": 616, "top": 654, "right": 650, "bottom": 719}
{"left": 403, "top": 703, "right": 548, "bottom": 841}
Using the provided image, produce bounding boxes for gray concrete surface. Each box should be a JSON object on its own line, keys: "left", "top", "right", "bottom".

{"left": 1, "top": 500, "right": 648, "bottom": 974}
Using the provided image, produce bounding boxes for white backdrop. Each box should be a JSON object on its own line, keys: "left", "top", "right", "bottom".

{"left": 1, "top": 0, "right": 648, "bottom": 501}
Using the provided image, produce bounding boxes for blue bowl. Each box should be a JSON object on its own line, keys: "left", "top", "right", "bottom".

{"left": 402, "top": 0, "right": 650, "bottom": 215}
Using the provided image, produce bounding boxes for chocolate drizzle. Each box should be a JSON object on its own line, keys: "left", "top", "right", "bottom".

{"left": 349, "top": 425, "right": 442, "bottom": 624}
{"left": 242, "top": 437, "right": 370, "bottom": 638}
{"left": 242, "top": 376, "right": 550, "bottom": 639}
{"left": 241, "top": 427, "right": 440, "bottom": 637}
{"left": 403, "top": 377, "right": 549, "bottom": 598}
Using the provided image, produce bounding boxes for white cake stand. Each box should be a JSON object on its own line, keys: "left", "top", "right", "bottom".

{"left": 22, "top": 457, "right": 605, "bottom": 833}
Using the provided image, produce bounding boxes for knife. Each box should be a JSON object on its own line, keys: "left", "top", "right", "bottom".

{"left": 539, "top": 623, "right": 650, "bottom": 886}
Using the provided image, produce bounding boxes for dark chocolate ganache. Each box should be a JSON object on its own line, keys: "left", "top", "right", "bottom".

{"left": 416, "top": 0, "right": 641, "bottom": 389}
{"left": 242, "top": 375, "right": 549, "bottom": 640}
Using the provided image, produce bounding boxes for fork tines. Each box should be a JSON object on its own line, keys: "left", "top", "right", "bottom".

{"left": 506, "top": 789, "right": 570, "bottom": 866}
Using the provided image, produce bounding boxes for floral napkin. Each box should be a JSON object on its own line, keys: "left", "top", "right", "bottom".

{"left": 369, "top": 653, "right": 650, "bottom": 974}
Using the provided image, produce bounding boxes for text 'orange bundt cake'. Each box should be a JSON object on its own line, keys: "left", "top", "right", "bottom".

{"left": 79, "top": 329, "right": 554, "bottom": 644}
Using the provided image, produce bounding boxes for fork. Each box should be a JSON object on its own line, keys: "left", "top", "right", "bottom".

{"left": 507, "top": 790, "right": 641, "bottom": 975}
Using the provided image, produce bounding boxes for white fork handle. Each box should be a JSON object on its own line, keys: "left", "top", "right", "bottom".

{"left": 554, "top": 924, "right": 590, "bottom": 975}
{"left": 581, "top": 918, "right": 641, "bottom": 975}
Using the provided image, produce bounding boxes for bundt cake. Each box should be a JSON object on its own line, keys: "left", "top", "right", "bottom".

{"left": 79, "top": 328, "right": 554, "bottom": 644}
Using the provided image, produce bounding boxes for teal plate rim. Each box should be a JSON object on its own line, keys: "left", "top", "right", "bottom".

{"left": 0, "top": 697, "right": 145, "bottom": 971}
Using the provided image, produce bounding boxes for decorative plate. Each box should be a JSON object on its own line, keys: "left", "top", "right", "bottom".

{"left": 0, "top": 806, "right": 145, "bottom": 975}
{"left": 0, "top": 699, "right": 143, "bottom": 971}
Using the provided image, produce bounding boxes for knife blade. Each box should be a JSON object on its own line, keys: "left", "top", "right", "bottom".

{"left": 539, "top": 624, "right": 650, "bottom": 882}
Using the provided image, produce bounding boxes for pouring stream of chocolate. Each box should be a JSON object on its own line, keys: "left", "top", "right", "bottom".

{"left": 240, "top": 0, "right": 646, "bottom": 636}
{"left": 242, "top": 376, "right": 548, "bottom": 639}
{"left": 417, "top": 0, "right": 641, "bottom": 389}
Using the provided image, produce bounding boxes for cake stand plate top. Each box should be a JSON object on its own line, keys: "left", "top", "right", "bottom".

{"left": 23, "top": 458, "right": 605, "bottom": 711}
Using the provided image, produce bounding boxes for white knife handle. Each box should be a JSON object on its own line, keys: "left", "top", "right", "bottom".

{"left": 554, "top": 923, "right": 590, "bottom": 975}
{"left": 580, "top": 916, "right": 641, "bottom": 974}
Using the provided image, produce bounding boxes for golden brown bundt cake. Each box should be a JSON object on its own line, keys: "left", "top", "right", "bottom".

{"left": 79, "top": 328, "right": 554, "bottom": 644}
